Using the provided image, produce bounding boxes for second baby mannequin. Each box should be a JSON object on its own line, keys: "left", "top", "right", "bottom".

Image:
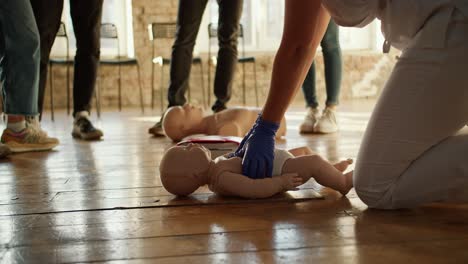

{"left": 162, "top": 104, "right": 287, "bottom": 142}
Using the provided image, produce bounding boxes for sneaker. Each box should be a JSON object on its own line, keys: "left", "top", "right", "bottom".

{"left": 148, "top": 121, "right": 165, "bottom": 136}
{"left": 1, "top": 127, "right": 59, "bottom": 152}
{"left": 72, "top": 117, "right": 103, "bottom": 140}
{"left": 314, "top": 108, "right": 338, "bottom": 133}
{"left": 299, "top": 107, "right": 320, "bottom": 133}
{"left": 0, "top": 143, "right": 11, "bottom": 158}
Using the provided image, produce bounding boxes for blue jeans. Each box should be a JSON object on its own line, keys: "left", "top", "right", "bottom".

{"left": 0, "top": 0, "right": 40, "bottom": 115}
{"left": 302, "top": 20, "right": 342, "bottom": 108}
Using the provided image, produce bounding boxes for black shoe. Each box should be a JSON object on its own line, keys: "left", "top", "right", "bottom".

{"left": 0, "top": 143, "right": 11, "bottom": 158}
{"left": 148, "top": 121, "right": 165, "bottom": 136}
{"left": 72, "top": 117, "right": 103, "bottom": 140}
{"left": 211, "top": 102, "right": 227, "bottom": 113}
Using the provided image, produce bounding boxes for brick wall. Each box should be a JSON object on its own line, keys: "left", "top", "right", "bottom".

{"left": 44, "top": 0, "right": 397, "bottom": 111}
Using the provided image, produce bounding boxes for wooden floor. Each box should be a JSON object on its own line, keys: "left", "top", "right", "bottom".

{"left": 1, "top": 101, "right": 467, "bottom": 264}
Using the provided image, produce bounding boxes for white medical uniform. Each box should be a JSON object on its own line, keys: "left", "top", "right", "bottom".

{"left": 323, "top": 0, "right": 468, "bottom": 208}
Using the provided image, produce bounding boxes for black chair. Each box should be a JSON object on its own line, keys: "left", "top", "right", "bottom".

{"left": 207, "top": 23, "right": 259, "bottom": 107}
{"left": 99, "top": 23, "right": 144, "bottom": 114}
{"left": 148, "top": 22, "right": 206, "bottom": 113}
{"left": 49, "top": 22, "right": 73, "bottom": 120}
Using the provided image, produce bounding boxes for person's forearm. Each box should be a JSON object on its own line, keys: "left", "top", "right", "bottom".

{"left": 262, "top": 1, "right": 330, "bottom": 123}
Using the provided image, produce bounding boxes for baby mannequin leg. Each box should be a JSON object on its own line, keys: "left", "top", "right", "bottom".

{"left": 288, "top": 146, "right": 315, "bottom": 156}
{"left": 288, "top": 146, "right": 353, "bottom": 175}
{"left": 282, "top": 154, "right": 353, "bottom": 195}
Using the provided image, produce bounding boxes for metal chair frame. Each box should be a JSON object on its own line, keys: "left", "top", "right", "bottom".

{"left": 49, "top": 22, "right": 72, "bottom": 120}
{"left": 99, "top": 23, "right": 144, "bottom": 114}
{"left": 148, "top": 22, "right": 206, "bottom": 113}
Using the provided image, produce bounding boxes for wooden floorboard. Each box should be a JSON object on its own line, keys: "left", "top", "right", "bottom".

{"left": 0, "top": 102, "right": 467, "bottom": 263}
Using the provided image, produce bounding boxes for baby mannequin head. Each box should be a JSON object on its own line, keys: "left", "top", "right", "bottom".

{"left": 159, "top": 143, "right": 213, "bottom": 196}
{"left": 163, "top": 104, "right": 205, "bottom": 141}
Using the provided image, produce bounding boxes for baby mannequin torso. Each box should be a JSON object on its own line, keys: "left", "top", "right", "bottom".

{"left": 205, "top": 108, "right": 287, "bottom": 138}
{"left": 209, "top": 149, "right": 294, "bottom": 196}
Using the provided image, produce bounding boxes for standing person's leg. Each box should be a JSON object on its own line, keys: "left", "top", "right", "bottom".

{"left": 69, "top": 0, "right": 104, "bottom": 140}
{"left": 0, "top": 0, "right": 59, "bottom": 153}
{"left": 322, "top": 20, "right": 341, "bottom": 108}
{"left": 0, "top": 1, "right": 39, "bottom": 116}
{"left": 299, "top": 62, "right": 319, "bottom": 133}
{"left": 149, "top": 0, "right": 208, "bottom": 136}
{"left": 0, "top": 19, "right": 11, "bottom": 158}
{"left": 354, "top": 16, "right": 468, "bottom": 209}
{"left": 168, "top": 0, "right": 208, "bottom": 108}
{"left": 211, "top": 0, "right": 243, "bottom": 113}
{"left": 302, "top": 63, "right": 319, "bottom": 109}
{"left": 30, "top": 0, "right": 64, "bottom": 118}
{"left": 315, "top": 21, "right": 341, "bottom": 133}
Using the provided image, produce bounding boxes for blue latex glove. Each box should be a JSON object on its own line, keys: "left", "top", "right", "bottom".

{"left": 241, "top": 117, "right": 279, "bottom": 179}
{"left": 226, "top": 113, "right": 261, "bottom": 158}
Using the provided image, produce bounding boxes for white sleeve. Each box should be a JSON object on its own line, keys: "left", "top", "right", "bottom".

{"left": 322, "top": 0, "right": 380, "bottom": 27}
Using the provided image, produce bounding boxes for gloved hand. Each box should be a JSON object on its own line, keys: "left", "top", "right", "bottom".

{"left": 241, "top": 117, "right": 279, "bottom": 179}
{"left": 226, "top": 113, "right": 261, "bottom": 158}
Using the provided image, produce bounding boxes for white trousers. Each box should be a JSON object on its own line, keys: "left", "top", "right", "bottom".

{"left": 354, "top": 9, "right": 468, "bottom": 209}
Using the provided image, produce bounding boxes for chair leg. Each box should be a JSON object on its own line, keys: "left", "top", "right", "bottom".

{"left": 242, "top": 62, "right": 246, "bottom": 106}
{"left": 49, "top": 63, "right": 55, "bottom": 121}
{"left": 188, "top": 71, "right": 191, "bottom": 103}
{"left": 151, "top": 62, "right": 155, "bottom": 110}
{"left": 253, "top": 61, "right": 259, "bottom": 107}
{"left": 207, "top": 59, "right": 211, "bottom": 107}
{"left": 160, "top": 64, "right": 164, "bottom": 114}
{"left": 118, "top": 64, "right": 122, "bottom": 111}
{"left": 96, "top": 75, "right": 102, "bottom": 119}
{"left": 136, "top": 63, "right": 144, "bottom": 113}
{"left": 66, "top": 64, "right": 70, "bottom": 115}
{"left": 199, "top": 63, "right": 206, "bottom": 107}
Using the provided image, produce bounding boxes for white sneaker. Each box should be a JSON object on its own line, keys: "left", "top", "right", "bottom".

{"left": 299, "top": 108, "right": 320, "bottom": 133}
{"left": 315, "top": 108, "right": 338, "bottom": 133}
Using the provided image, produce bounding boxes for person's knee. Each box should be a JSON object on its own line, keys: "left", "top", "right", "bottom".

{"left": 75, "top": 43, "right": 100, "bottom": 60}
{"left": 353, "top": 165, "right": 393, "bottom": 209}
{"left": 173, "top": 25, "right": 198, "bottom": 48}
{"left": 217, "top": 25, "right": 239, "bottom": 50}
{"left": 354, "top": 178, "right": 379, "bottom": 207}
{"left": 17, "top": 29, "right": 41, "bottom": 63}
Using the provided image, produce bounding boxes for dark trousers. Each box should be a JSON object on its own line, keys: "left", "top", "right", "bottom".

{"left": 168, "top": 0, "right": 243, "bottom": 109}
{"left": 30, "top": 0, "right": 103, "bottom": 117}
{"left": 302, "top": 20, "right": 342, "bottom": 108}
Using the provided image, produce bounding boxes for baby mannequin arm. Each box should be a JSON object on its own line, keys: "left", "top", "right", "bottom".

{"left": 214, "top": 172, "right": 302, "bottom": 199}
